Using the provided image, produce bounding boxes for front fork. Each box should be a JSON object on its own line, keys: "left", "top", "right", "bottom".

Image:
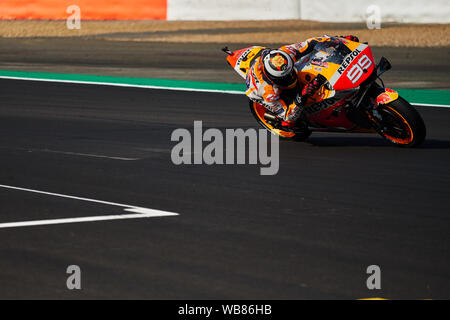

{"left": 356, "top": 56, "right": 399, "bottom": 129}
{"left": 349, "top": 82, "right": 399, "bottom": 129}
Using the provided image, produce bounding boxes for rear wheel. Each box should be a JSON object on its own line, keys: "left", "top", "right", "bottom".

{"left": 248, "top": 100, "right": 311, "bottom": 141}
{"left": 373, "top": 97, "right": 426, "bottom": 147}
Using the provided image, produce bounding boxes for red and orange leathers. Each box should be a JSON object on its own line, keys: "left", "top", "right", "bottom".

{"left": 245, "top": 36, "right": 345, "bottom": 123}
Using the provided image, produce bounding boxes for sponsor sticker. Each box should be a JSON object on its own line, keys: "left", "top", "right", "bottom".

{"left": 272, "top": 55, "right": 286, "bottom": 69}
{"left": 337, "top": 48, "right": 362, "bottom": 75}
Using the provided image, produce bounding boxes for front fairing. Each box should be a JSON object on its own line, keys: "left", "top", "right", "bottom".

{"left": 295, "top": 37, "right": 376, "bottom": 91}
{"left": 226, "top": 46, "right": 265, "bottom": 79}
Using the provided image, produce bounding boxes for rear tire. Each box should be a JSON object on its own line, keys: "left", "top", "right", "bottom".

{"left": 375, "top": 97, "right": 426, "bottom": 147}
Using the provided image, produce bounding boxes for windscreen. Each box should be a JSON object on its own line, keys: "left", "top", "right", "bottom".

{"left": 295, "top": 37, "right": 353, "bottom": 71}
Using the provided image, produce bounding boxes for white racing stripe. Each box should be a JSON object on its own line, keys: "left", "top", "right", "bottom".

{"left": 328, "top": 43, "right": 369, "bottom": 87}
{"left": 0, "top": 184, "right": 179, "bottom": 229}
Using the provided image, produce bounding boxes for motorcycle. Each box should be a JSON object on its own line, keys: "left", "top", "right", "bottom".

{"left": 222, "top": 36, "right": 426, "bottom": 147}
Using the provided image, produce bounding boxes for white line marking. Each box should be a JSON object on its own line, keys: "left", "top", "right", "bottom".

{"left": 38, "top": 149, "right": 140, "bottom": 161}
{"left": 0, "top": 75, "right": 448, "bottom": 108}
{"left": 0, "top": 184, "right": 179, "bottom": 229}
{"left": 0, "top": 76, "right": 244, "bottom": 95}
{"left": 411, "top": 103, "right": 450, "bottom": 108}
{"left": 0, "top": 212, "right": 177, "bottom": 229}
{"left": 0, "top": 147, "right": 140, "bottom": 161}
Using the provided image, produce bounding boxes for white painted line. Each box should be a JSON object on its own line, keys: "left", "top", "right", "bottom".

{"left": 0, "top": 184, "right": 179, "bottom": 229}
{"left": 0, "top": 76, "right": 244, "bottom": 95}
{"left": 0, "top": 184, "right": 140, "bottom": 208}
{"left": 0, "top": 147, "right": 140, "bottom": 161}
{"left": 411, "top": 103, "right": 450, "bottom": 109}
{"left": 0, "top": 212, "right": 178, "bottom": 229}
{"left": 1, "top": 75, "right": 448, "bottom": 108}
{"left": 38, "top": 149, "right": 140, "bottom": 161}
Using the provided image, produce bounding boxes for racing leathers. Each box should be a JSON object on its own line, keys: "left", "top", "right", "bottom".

{"left": 245, "top": 35, "right": 358, "bottom": 127}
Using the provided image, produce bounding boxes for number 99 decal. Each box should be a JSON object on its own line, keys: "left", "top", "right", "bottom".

{"left": 347, "top": 55, "right": 372, "bottom": 84}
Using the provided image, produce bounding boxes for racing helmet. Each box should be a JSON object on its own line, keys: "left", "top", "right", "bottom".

{"left": 262, "top": 50, "right": 297, "bottom": 88}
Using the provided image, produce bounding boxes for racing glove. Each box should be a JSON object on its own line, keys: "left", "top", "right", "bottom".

{"left": 284, "top": 94, "right": 305, "bottom": 124}
{"left": 301, "top": 74, "right": 326, "bottom": 98}
{"left": 284, "top": 74, "right": 327, "bottom": 124}
{"left": 343, "top": 35, "right": 359, "bottom": 42}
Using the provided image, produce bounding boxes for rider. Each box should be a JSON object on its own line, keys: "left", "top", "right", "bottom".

{"left": 245, "top": 35, "right": 359, "bottom": 128}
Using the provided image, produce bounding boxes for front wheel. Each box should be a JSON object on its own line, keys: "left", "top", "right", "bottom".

{"left": 371, "top": 97, "right": 426, "bottom": 147}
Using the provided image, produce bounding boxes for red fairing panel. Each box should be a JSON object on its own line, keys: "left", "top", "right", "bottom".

{"left": 333, "top": 46, "right": 375, "bottom": 91}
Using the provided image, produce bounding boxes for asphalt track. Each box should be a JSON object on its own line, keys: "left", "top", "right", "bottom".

{"left": 0, "top": 78, "right": 449, "bottom": 299}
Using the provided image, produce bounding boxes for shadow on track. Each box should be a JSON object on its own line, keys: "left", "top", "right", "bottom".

{"left": 305, "top": 137, "right": 450, "bottom": 149}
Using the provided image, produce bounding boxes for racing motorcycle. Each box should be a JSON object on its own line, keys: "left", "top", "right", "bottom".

{"left": 222, "top": 37, "right": 426, "bottom": 147}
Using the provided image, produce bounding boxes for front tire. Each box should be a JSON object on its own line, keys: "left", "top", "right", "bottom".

{"left": 374, "top": 97, "right": 426, "bottom": 147}
{"left": 248, "top": 100, "right": 311, "bottom": 140}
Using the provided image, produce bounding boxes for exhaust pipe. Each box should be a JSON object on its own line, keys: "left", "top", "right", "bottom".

{"left": 264, "top": 113, "right": 278, "bottom": 122}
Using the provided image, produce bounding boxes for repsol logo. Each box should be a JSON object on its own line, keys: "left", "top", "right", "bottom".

{"left": 305, "top": 97, "right": 339, "bottom": 115}
{"left": 337, "top": 48, "right": 361, "bottom": 75}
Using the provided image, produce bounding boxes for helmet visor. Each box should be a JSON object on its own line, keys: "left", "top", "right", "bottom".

{"left": 269, "top": 71, "right": 297, "bottom": 88}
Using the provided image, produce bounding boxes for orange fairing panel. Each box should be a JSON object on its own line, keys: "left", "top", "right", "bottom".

{"left": 227, "top": 46, "right": 265, "bottom": 79}
{"left": 253, "top": 102, "right": 295, "bottom": 138}
{"left": 0, "top": 0, "right": 167, "bottom": 20}
{"left": 226, "top": 48, "right": 248, "bottom": 69}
